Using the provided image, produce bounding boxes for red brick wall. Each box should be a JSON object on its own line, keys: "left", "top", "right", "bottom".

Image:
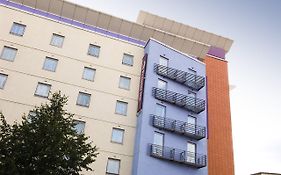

{"left": 204, "top": 56, "right": 235, "bottom": 175}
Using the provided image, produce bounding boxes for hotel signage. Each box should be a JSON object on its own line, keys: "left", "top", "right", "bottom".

{"left": 137, "top": 54, "right": 148, "bottom": 112}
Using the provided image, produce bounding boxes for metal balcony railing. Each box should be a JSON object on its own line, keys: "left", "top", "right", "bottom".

{"left": 152, "top": 87, "right": 205, "bottom": 114}
{"left": 150, "top": 144, "right": 207, "bottom": 168}
{"left": 151, "top": 115, "right": 206, "bottom": 140}
{"left": 154, "top": 64, "right": 205, "bottom": 91}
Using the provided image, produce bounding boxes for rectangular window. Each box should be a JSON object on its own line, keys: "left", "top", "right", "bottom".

{"left": 34, "top": 83, "right": 51, "bottom": 98}
{"left": 50, "top": 33, "right": 64, "bottom": 47}
{"left": 115, "top": 101, "right": 128, "bottom": 116}
{"left": 82, "top": 67, "right": 96, "bottom": 81}
{"left": 73, "top": 120, "right": 86, "bottom": 134}
{"left": 155, "top": 104, "right": 166, "bottom": 117}
{"left": 27, "top": 111, "right": 36, "bottom": 123}
{"left": 155, "top": 104, "right": 166, "bottom": 127}
{"left": 188, "top": 91, "right": 196, "bottom": 106}
{"left": 10, "top": 22, "right": 26, "bottom": 36}
{"left": 111, "top": 128, "right": 124, "bottom": 144}
{"left": 187, "top": 115, "right": 196, "bottom": 134}
{"left": 0, "top": 46, "right": 17, "bottom": 61}
{"left": 157, "top": 79, "right": 167, "bottom": 90}
{"left": 88, "top": 44, "right": 100, "bottom": 57}
{"left": 188, "top": 68, "right": 197, "bottom": 84}
{"left": 76, "top": 92, "right": 91, "bottom": 107}
{"left": 187, "top": 115, "right": 196, "bottom": 125}
{"left": 153, "top": 132, "right": 164, "bottom": 146}
{"left": 122, "top": 53, "right": 134, "bottom": 66}
{"left": 106, "top": 158, "right": 120, "bottom": 175}
{"left": 159, "top": 56, "right": 168, "bottom": 67}
{"left": 119, "top": 76, "right": 131, "bottom": 90}
{"left": 186, "top": 142, "right": 196, "bottom": 163}
{"left": 43, "top": 57, "right": 58, "bottom": 72}
{"left": 0, "top": 73, "right": 8, "bottom": 89}
{"left": 152, "top": 132, "right": 164, "bottom": 156}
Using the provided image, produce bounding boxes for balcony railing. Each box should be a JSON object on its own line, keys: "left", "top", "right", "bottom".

{"left": 151, "top": 115, "right": 206, "bottom": 140}
{"left": 152, "top": 87, "right": 205, "bottom": 114}
{"left": 154, "top": 64, "right": 205, "bottom": 91}
{"left": 150, "top": 144, "right": 207, "bottom": 168}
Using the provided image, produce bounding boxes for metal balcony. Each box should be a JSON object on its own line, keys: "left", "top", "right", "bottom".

{"left": 150, "top": 144, "right": 207, "bottom": 168}
{"left": 154, "top": 64, "right": 205, "bottom": 91}
{"left": 152, "top": 87, "right": 205, "bottom": 114}
{"left": 151, "top": 115, "right": 206, "bottom": 140}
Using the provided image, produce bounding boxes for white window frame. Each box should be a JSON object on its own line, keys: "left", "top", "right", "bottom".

{"left": 50, "top": 33, "right": 64, "bottom": 48}
{"left": 119, "top": 76, "right": 131, "bottom": 90}
{"left": 34, "top": 82, "right": 51, "bottom": 98}
{"left": 152, "top": 132, "right": 164, "bottom": 156}
{"left": 188, "top": 90, "right": 197, "bottom": 106}
{"left": 10, "top": 22, "right": 26, "bottom": 36}
{"left": 122, "top": 53, "right": 134, "bottom": 66}
{"left": 153, "top": 132, "right": 164, "bottom": 146}
{"left": 157, "top": 79, "right": 167, "bottom": 90}
{"left": 186, "top": 142, "right": 196, "bottom": 163}
{"left": 82, "top": 67, "right": 96, "bottom": 81}
{"left": 27, "top": 111, "right": 37, "bottom": 123}
{"left": 88, "top": 44, "right": 100, "bottom": 57}
{"left": 73, "top": 120, "right": 86, "bottom": 134}
{"left": 159, "top": 56, "right": 168, "bottom": 67}
{"left": 106, "top": 158, "right": 120, "bottom": 175}
{"left": 186, "top": 115, "right": 196, "bottom": 134}
{"left": 0, "top": 46, "right": 17, "bottom": 62}
{"left": 43, "top": 57, "right": 58, "bottom": 72}
{"left": 115, "top": 101, "right": 128, "bottom": 116}
{"left": 155, "top": 104, "right": 166, "bottom": 127}
{"left": 76, "top": 92, "right": 91, "bottom": 107}
{"left": 111, "top": 128, "right": 125, "bottom": 144}
{"left": 0, "top": 73, "right": 8, "bottom": 89}
{"left": 155, "top": 104, "right": 166, "bottom": 117}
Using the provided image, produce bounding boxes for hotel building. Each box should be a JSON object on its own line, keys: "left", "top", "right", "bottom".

{"left": 0, "top": 0, "right": 234, "bottom": 175}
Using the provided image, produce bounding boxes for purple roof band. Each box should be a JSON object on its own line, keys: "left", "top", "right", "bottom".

{"left": 0, "top": 0, "right": 146, "bottom": 46}
{"left": 207, "top": 46, "right": 226, "bottom": 59}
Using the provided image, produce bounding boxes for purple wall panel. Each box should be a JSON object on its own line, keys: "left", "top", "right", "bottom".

{"left": 207, "top": 46, "right": 226, "bottom": 59}
{"left": 132, "top": 39, "right": 208, "bottom": 175}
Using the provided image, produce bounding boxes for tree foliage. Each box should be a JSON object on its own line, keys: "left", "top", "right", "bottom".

{"left": 0, "top": 92, "right": 98, "bottom": 175}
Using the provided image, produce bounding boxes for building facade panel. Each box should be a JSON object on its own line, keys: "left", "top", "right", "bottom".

{"left": 0, "top": 68, "right": 137, "bottom": 175}
{"left": 133, "top": 39, "right": 208, "bottom": 175}
{"left": 0, "top": 6, "right": 143, "bottom": 76}
{"left": 0, "top": 67, "right": 139, "bottom": 125}
{"left": 204, "top": 56, "right": 235, "bottom": 175}
{"left": 0, "top": 3, "right": 143, "bottom": 174}
{"left": 0, "top": 1, "right": 235, "bottom": 174}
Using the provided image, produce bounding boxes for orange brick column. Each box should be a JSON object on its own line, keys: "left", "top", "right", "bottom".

{"left": 204, "top": 56, "right": 235, "bottom": 175}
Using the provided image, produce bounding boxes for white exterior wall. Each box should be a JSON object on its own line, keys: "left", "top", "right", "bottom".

{"left": 0, "top": 5, "right": 144, "bottom": 175}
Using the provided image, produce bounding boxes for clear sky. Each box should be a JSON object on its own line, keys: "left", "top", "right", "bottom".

{"left": 69, "top": 0, "right": 281, "bottom": 174}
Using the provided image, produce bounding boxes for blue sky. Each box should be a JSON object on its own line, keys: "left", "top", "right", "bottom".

{"left": 69, "top": 0, "right": 281, "bottom": 174}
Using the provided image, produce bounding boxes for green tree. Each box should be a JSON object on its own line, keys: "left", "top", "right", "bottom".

{"left": 0, "top": 92, "right": 98, "bottom": 175}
